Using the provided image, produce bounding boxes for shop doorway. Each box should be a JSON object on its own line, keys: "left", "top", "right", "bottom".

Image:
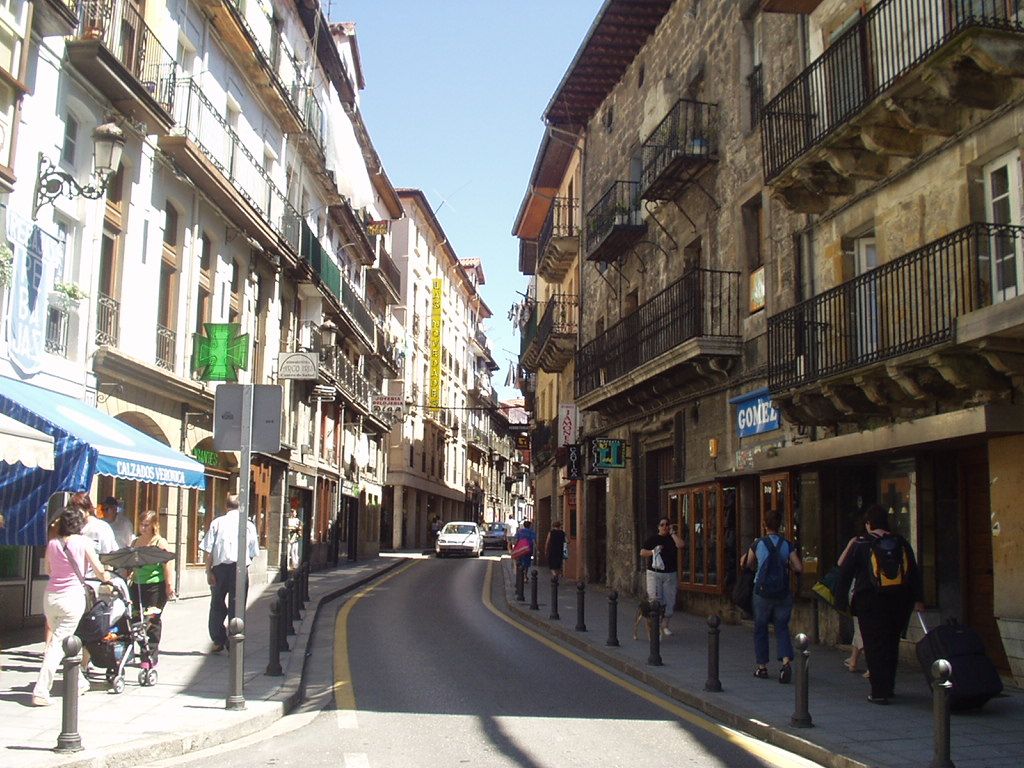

{"left": 588, "top": 478, "right": 607, "bottom": 583}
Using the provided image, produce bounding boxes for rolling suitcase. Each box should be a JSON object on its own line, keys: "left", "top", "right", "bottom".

{"left": 915, "top": 613, "right": 1002, "bottom": 711}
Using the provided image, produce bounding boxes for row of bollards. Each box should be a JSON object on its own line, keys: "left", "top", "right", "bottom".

{"left": 524, "top": 572, "right": 958, "bottom": 767}
{"left": 267, "top": 563, "right": 311, "bottom": 677}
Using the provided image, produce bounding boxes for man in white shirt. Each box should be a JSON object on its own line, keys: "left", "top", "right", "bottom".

{"left": 102, "top": 496, "right": 134, "bottom": 549}
{"left": 81, "top": 503, "right": 117, "bottom": 578}
{"left": 200, "top": 494, "right": 259, "bottom": 652}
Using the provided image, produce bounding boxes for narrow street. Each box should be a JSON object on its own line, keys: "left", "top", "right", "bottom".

{"left": 154, "top": 557, "right": 817, "bottom": 768}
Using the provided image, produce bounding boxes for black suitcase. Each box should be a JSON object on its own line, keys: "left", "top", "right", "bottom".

{"left": 915, "top": 613, "right": 1003, "bottom": 711}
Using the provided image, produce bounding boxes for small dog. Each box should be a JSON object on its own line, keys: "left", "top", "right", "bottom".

{"left": 632, "top": 597, "right": 659, "bottom": 641}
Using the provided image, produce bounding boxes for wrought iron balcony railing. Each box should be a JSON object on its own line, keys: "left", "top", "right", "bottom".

{"left": 300, "top": 220, "right": 341, "bottom": 300}
{"left": 539, "top": 197, "right": 579, "bottom": 254}
{"left": 768, "top": 222, "right": 1022, "bottom": 392}
{"left": 155, "top": 324, "right": 175, "bottom": 370}
{"left": 377, "top": 245, "right": 401, "bottom": 296}
{"left": 585, "top": 180, "right": 644, "bottom": 262}
{"left": 640, "top": 99, "right": 718, "bottom": 200}
{"left": 537, "top": 293, "right": 578, "bottom": 341}
{"left": 76, "top": 0, "right": 177, "bottom": 113}
{"left": 762, "top": 0, "right": 1024, "bottom": 181}
{"left": 45, "top": 306, "right": 69, "bottom": 357}
{"left": 95, "top": 292, "right": 120, "bottom": 347}
{"left": 341, "top": 278, "right": 375, "bottom": 343}
{"left": 576, "top": 269, "right": 740, "bottom": 398}
{"left": 748, "top": 64, "right": 764, "bottom": 129}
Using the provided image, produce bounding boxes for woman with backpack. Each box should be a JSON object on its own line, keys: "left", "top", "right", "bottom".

{"left": 836, "top": 504, "right": 924, "bottom": 704}
{"left": 742, "top": 509, "right": 803, "bottom": 683}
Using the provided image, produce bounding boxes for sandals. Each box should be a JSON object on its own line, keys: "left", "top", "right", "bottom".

{"left": 754, "top": 666, "right": 769, "bottom": 679}
{"left": 843, "top": 658, "right": 859, "bottom": 673}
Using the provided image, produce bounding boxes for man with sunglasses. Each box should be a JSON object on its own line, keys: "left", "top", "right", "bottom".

{"left": 639, "top": 518, "right": 684, "bottom": 636}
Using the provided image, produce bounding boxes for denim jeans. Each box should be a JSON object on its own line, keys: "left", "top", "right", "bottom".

{"left": 646, "top": 570, "right": 677, "bottom": 619}
{"left": 752, "top": 592, "right": 795, "bottom": 664}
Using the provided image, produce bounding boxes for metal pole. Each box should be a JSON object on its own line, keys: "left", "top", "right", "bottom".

{"left": 606, "top": 590, "right": 619, "bottom": 646}
{"left": 515, "top": 563, "right": 525, "bottom": 602}
{"left": 266, "top": 599, "right": 283, "bottom": 676}
{"left": 791, "top": 633, "right": 813, "bottom": 727}
{"left": 704, "top": 614, "right": 722, "bottom": 692}
{"left": 286, "top": 578, "right": 297, "bottom": 635}
{"left": 55, "top": 636, "right": 83, "bottom": 753}
{"left": 549, "top": 574, "right": 560, "bottom": 620}
{"left": 529, "top": 568, "right": 539, "bottom": 610}
{"left": 575, "top": 581, "right": 587, "bottom": 632}
{"left": 226, "top": 617, "right": 245, "bottom": 710}
{"left": 930, "top": 660, "right": 955, "bottom": 768}
{"left": 233, "top": 383, "right": 253, "bottom": 704}
{"left": 277, "top": 586, "right": 290, "bottom": 651}
{"left": 302, "top": 561, "right": 311, "bottom": 602}
{"left": 647, "top": 601, "right": 663, "bottom": 666}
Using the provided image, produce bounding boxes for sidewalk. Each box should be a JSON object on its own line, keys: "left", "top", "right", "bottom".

{"left": 498, "top": 561, "right": 1024, "bottom": 768}
{"left": 0, "top": 554, "right": 408, "bottom": 768}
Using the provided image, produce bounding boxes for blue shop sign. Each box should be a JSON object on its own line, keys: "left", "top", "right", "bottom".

{"left": 729, "top": 388, "right": 780, "bottom": 437}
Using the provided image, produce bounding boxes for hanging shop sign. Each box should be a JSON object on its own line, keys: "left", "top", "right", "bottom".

{"left": 429, "top": 278, "right": 443, "bottom": 411}
{"left": 367, "top": 220, "right": 391, "bottom": 237}
{"left": 588, "top": 438, "right": 625, "bottom": 470}
{"left": 729, "top": 387, "right": 780, "bottom": 438}
{"left": 557, "top": 403, "right": 578, "bottom": 447}
{"left": 565, "top": 443, "right": 582, "bottom": 481}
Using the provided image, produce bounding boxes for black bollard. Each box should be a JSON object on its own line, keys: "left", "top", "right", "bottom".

{"left": 791, "top": 633, "right": 813, "bottom": 727}
{"left": 302, "top": 562, "right": 311, "bottom": 602}
{"left": 606, "top": 591, "right": 620, "bottom": 646}
{"left": 549, "top": 575, "right": 560, "bottom": 620}
{"left": 575, "top": 581, "right": 587, "bottom": 632}
{"left": 515, "top": 564, "right": 525, "bottom": 602}
{"left": 226, "top": 617, "right": 245, "bottom": 710}
{"left": 704, "top": 614, "right": 723, "bottom": 692}
{"left": 529, "top": 568, "right": 539, "bottom": 610}
{"left": 286, "top": 579, "right": 297, "bottom": 635}
{"left": 55, "top": 635, "right": 84, "bottom": 753}
{"left": 266, "top": 599, "right": 283, "bottom": 676}
{"left": 647, "top": 601, "right": 663, "bottom": 666}
{"left": 277, "top": 587, "right": 290, "bottom": 651}
{"left": 930, "top": 660, "right": 955, "bottom": 768}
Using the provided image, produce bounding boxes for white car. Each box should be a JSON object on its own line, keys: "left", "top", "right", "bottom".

{"left": 435, "top": 522, "right": 484, "bottom": 558}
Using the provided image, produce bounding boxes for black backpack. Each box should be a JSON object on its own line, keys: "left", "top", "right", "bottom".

{"left": 755, "top": 536, "right": 789, "bottom": 599}
{"left": 868, "top": 534, "right": 909, "bottom": 591}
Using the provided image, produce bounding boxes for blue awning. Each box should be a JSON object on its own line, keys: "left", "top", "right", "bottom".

{"left": 0, "top": 376, "right": 206, "bottom": 545}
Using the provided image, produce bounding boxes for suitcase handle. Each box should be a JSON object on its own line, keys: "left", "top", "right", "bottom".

{"left": 917, "top": 611, "right": 928, "bottom": 635}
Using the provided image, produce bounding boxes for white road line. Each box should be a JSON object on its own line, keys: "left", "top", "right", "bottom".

{"left": 343, "top": 753, "right": 369, "bottom": 768}
{"left": 335, "top": 708, "right": 359, "bottom": 729}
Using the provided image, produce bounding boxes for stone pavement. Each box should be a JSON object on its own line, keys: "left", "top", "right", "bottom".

{"left": 498, "top": 561, "right": 1024, "bottom": 768}
{"left": 0, "top": 554, "right": 407, "bottom": 768}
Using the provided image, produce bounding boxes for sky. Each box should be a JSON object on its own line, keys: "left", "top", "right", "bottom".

{"left": 336, "top": 1, "right": 605, "bottom": 401}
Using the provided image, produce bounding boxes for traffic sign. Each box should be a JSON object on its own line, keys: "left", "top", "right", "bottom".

{"left": 213, "top": 384, "right": 282, "bottom": 452}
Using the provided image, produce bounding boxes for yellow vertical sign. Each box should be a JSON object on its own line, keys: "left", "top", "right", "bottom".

{"left": 429, "top": 278, "right": 443, "bottom": 411}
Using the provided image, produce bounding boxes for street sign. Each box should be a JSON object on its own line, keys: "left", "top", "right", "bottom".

{"left": 277, "top": 351, "right": 319, "bottom": 380}
{"left": 589, "top": 437, "right": 626, "bottom": 470}
{"left": 192, "top": 323, "right": 249, "bottom": 382}
{"left": 213, "top": 384, "right": 282, "bottom": 452}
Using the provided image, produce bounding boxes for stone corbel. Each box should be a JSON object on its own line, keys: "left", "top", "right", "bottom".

{"left": 922, "top": 63, "right": 1012, "bottom": 111}
{"left": 961, "top": 34, "right": 1024, "bottom": 79}
{"left": 821, "top": 383, "right": 886, "bottom": 419}
{"left": 793, "top": 163, "right": 855, "bottom": 196}
{"left": 886, "top": 364, "right": 939, "bottom": 402}
{"left": 859, "top": 124, "right": 923, "bottom": 158}
{"left": 774, "top": 183, "right": 829, "bottom": 214}
{"left": 822, "top": 147, "right": 889, "bottom": 181}
{"left": 883, "top": 97, "right": 961, "bottom": 137}
{"left": 928, "top": 352, "right": 1008, "bottom": 396}
{"left": 790, "top": 390, "right": 843, "bottom": 426}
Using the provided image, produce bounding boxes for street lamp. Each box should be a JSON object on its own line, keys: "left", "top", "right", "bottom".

{"left": 32, "top": 119, "right": 127, "bottom": 219}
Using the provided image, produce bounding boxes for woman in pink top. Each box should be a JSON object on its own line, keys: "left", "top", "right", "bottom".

{"left": 32, "top": 506, "right": 108, "bottom": 706}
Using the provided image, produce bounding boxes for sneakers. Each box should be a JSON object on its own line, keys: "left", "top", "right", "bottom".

{"left": 779, "top": 663, "right": 792, "bottom": 684}
{"left": 211, "top": 643, "right": 225, "bottom": 653}
{"left": 661, "top": 627, "right": 673, "bottom": 637}
{"left": 31, "top": 695, "right": 51, "bottom": 707}
{"left": 754, "top": 666, "right": 769, "bottom": 679}
{"left": 867, "top": 695, "right": 889, "bottom": 705}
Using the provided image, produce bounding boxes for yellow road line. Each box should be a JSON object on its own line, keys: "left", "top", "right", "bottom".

{"left": 333, "top": 560, "right": 419, "bottom": 709}
{"left": 482, "top": 563, "right": 815, "bottom": 768}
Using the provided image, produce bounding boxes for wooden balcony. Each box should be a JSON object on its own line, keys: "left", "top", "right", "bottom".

{"left": 536, "top": 197, "right": 580, "bottom": 282}
{"left": 576, "top": 269, "right": 741, "bottom": 414}
{"left": 762, "top": 0, "right": 1024, "bottom": 213}
{"left": 520, "top": 294, "right": 578, "bottom": 374}
{"left": 65, "top": 0, "right": 176, "bottom": 134}
{"left": 640, "top": 99, "right": 718, "bottom": 202}
{"left": 767, "top": 223, "right": 1024, "bottom": 426}
{"left": 585, "top": 181, "right": 645, "bottom": 263}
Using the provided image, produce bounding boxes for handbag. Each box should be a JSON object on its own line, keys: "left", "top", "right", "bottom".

{"left": 511, "top": 538, "right": 532, "bottom": 560}
{"left": 562, "top": 541, "right": 569, "bottom": 561}
{"left": 731, "top": 567, "right": 754, "bottom": 615}
{"left": 61, "top": 539, "right": 96, "bottom": 610}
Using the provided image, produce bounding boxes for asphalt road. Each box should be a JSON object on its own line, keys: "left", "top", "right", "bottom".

{"left": 152, "top": 555, "right": 819, "bottom": 768}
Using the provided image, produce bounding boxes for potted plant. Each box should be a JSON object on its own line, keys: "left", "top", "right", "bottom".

{"left": 51, "top": 281, "right": 89, "bottom": 311}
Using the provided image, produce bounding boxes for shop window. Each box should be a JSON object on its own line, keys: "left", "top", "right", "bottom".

{"left": 96, "top": 477, "right": 167, "bottom": 538}
{"left": 188, "top": 473, "right": 231, "bottom": 564}
{"left": 672, "top": 482, "right": 732, "bottom": 593}
{"left": 759, "top": 472, "right": 801, "bottom": 590}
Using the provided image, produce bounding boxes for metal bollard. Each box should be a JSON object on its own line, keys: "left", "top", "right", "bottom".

{"left": 55, "top": 635, "right": 84, "bottom": 753}
{"left": 930, "top": 660, "right": 955, "bottom": 768}
{"left": 226, "top": 617, "right": 245, "bottom": 710}
{"left": 277, "top": 587, "right": 290, "bottom": 651}
{"left": 286, "top": 579, "right": 297, "bottom": 635}
{"left": 515, "top": 564, "right": 525, "bottom": 602}
{"left": 302, "top": 562, "right": 311, "bottom": 602}
{"left": 529, "top": 568, "right": 539, "bottom": 610}
{"left": 647, "top": 601, "right": 663, "bottom": 666}
{"left": 549, "top": 575, "right": 560, "bottom": 620}
{"left": 791, "top": 633, "right": 813, "bottom": 727}
{"left": 575, "top": 581, "right": 587, "bottom": 632}
{"left": 704, "top": 614, "right": 723, "bottom": 692}
{"left": 266, "top": 599, "right": 283, "bottom": 676}
{"left": 606, "top": 591, "right": 620, "bottom": 646}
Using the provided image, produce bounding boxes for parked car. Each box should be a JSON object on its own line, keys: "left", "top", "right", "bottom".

{"left": 435, "top": 522, "right": 484, "bottom": 558}
{"left": 482, "top": 522, "right": 510, "bottom": 549}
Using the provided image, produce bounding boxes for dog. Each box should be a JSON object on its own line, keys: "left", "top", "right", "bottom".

{"left": 632, "top": 597, "right": 660, "bottom": 641}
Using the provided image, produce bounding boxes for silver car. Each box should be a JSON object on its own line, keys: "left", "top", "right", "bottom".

{"left": 481, "top": 522, "right": 510, "bottom": 549}
{"left": 435, "top": 522, "right": 484, "bottom": 558}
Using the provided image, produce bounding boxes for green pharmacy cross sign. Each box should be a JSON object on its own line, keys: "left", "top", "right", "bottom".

{"left": 191, "top": 323, "right": 250, "bottom": 382}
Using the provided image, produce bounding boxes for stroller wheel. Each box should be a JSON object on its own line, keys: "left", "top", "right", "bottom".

{"left": 146, "top": 669, "right": 158, "bottom": 686}
{"left": 111, "top": 676, "right": 125, "bottom": 694}
{"left": 105, "top": 670, "right": 115, "bottom": 683}
{"left": 138, "top": 670, "right": 148, "bottom": 686}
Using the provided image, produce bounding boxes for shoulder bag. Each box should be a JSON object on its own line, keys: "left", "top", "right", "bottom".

{"left": 60, "top": 538, "right": 96, "bottom": 611}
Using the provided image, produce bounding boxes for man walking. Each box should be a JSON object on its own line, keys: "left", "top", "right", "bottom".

{"left": 200, "top": 494, "right": 259, "bottom": 653}
{"left": 80, "top": 496, "right": 117, "bottom": 577}
{"left": 103, "top": 496, "right": 134, "bottom": 549}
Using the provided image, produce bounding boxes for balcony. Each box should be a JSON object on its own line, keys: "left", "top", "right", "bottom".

{"left": 762, "top": 0, "right": 1024, "bottom": 213}
{"left": 33, "top": 0, "right": 79, "bottom": 38}
{"left": 530, "top": 418, "right": 555, "bottom": 470}
{"left": 340, "top": 278, "right": 375, "bottom": 349}
{"left": 536, "top": 197, "right": 580, "bottom": 282}
{"left": 45, "top": 306, "right": 70, "bottom": 357}
{"left": 640, "top": 99, "right": 718, "bottom": 202}
{"left": 469, "top": 371, "right": 492, "bottom": 403}
{"left": 65, "top": 0, "right": 177, "bottom": 134}
{"left": 192, "top": 0, "right": 303, "bottom": 133}
{"left": 327, "top": 199, "right": 375, "bottom": 267}
{"left": 374, "top": 329, "right": 403, "bottom": 378}
{"left": 300, "top": 220, "right": 341, "bottom": 300}
{"left": 322, "top": 348, "right": 373, "bottom": 416}
{"left": 155, "top": 324, "right": 175, "bottom": 371}
{"left": 160, "top": 80, "right": 300, "bottom": 261}
{"left": 585, "top": 181, "right": 645, "bottom": 263}
{"left": 768, "top": 223, "right": 1024, "bottom": 425}
{"left": 366, "top": 243, "right": 401, "bottom": 304}
{"left": 576, "top": 269, "right": 741, "bottom": 411}
{"left": 520, "top": 294, "right": 578, "bottom": 374}
{"left": 95, "top": 292, "right": 120, "bottom": 347}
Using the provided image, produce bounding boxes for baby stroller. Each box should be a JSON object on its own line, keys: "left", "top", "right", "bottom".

{"left": 77, "top": 574, "right": 159, "bottom": 693}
